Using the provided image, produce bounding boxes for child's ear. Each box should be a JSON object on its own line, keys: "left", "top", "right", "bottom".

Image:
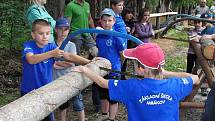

{"left": 31, "top": 32, "right": 35, "bottom": 39}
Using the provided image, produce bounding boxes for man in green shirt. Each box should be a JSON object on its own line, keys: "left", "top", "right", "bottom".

{"left": 64, "top": 0, "right": 97, "bottom": 56}
{"left": 64, "top": 0, "right": 100, "bottom": 119}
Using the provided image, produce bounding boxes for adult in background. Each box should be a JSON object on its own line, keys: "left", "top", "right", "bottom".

{"left": 210, "top": 2, "right": 215, "bottom": 19}
{"left": 64, "top": 0, "right": 97, "bottom": 57}
{"left": 26, "top": 0, "right": 56, "bottom": 43}
{"left": 195, "top": 0, "right": 209, "bottom": 16}
{"left": 64, "top": 0, "right": 99, "bottom": 115}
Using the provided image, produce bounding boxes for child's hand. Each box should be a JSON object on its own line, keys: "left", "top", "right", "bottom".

{"left": 91, "top": 57, "right": 104, "bottom": 62}
{"left": 200, "top": 35, "right": 212, "bottom": 42}
{"left": 126, "top": 27, "right": 131, "bottom": 33}
{"left": 51, "top": 49, "right": 64, "bottom": 58}
{"left": 62, "top": 52, "right": 71, "bottom": 60}
{"left": 72, "top": 66, "right": 86, "bottom": 73}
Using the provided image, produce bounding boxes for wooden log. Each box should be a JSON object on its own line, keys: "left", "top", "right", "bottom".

{"left": 180, "top": 102, "right": 205, "bottom": 109}
{"left": 201, "top": 39, "right": 215, "bottom": 60}
{"left": 190, "top": 40, "right": 214, "bottom": 88}
{"left": 0, "top": 58, "right": 111, "bottom": 121}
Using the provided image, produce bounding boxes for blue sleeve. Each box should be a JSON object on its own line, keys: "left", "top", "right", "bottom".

{"left": 174, "top": 77, "right": 193, "bottom": 100}
{"left": 115, "top": 37, "right": 126, "bottom": 52}
{"left": 108, "top": 79, "right": 128, "bottom": 103}
{"left": 50, "top": 43, "right": 57, "bottom": 50}
{"left": 22, "top": 42, "right": 33, "bottom": 58}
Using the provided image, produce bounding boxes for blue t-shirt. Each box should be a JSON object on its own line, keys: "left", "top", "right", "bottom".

{"left": 109, "top": 77, "right": 193, "bottom": 121}
{"left": 113, "top": 15, "right": 128, "bottom": 47}
{"left": 201, "top": 26, "right": 215, "bottom": 35}
{"left": 96, "top": 34, "right": 126, "bottom": 77}
{"left": 21, "top": 40, "right": 57, "bottom": 93}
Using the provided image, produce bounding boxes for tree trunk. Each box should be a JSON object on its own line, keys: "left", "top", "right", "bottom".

{"left": 45, "top": 0, "right": 65, "bottom": 19}
{"left": 0, "top": 58, "right": 111, "bottom": 121}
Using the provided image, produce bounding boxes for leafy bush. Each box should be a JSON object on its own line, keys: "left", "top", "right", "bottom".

{"left": 0, "top": 0, "right": 31, "bottom": 50}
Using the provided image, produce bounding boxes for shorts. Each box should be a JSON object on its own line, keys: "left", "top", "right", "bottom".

{"left": 59, "top": 92, "right": 84, "bottom": 111}
{"left": 98, "top": 75, "right": 120, "bottom": 104}
{"left": 71, "top": 92, "right": 84, "bottom": 111}
{"left": 71, "top": 34, "right": 96, "bottom": 55}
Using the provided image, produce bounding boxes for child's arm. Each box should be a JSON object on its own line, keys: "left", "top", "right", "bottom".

{"left": 135, "top": 23, "right": 152, "bottom": 38}
{"left": 148, "top": 23, "right": 154, "bottom": 36}
{"left": 53, "top": 61, "right": 74, "bottom": 69}
{"left": 26, "top": 49, "right": 64, "bottom": 64}
{"left": 74, "top": 66, "right": 109, "bottom": 88}
{"left": 63, "top": 52, "right": 91, "bottom": 65}
{"left": 201, "top": 34, "right": 215, "bottom": 41}
{"left": 162, "top": 68, "right": 200, "bottom": 85}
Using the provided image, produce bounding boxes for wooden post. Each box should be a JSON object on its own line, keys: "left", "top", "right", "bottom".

{"left": 190, "top": 40, "right": 215, "bottom": 87}
{"left": 155, "top": 0, "right": 161, "bottom": 39}
{"left": 0, "top": 58, "right": 111, "bottom": 121}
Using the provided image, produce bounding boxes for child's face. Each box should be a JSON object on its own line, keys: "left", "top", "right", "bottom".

{"left": 100, "top": 16, "right": 115, "bottom": 30}
{"left": 112, "top": 1, "right": 124, "bottom": 14}
{"left": 125, "top": 13, "right": 133, "bottom": 20}
{"left": 40, "top": 0, "right": 47, "bottom": 5}
{"left": 143, "top": 11, "right": 150, "bottom": 22}
{"left": 55, "top": 27, "right": 70, "bottom": 41}
{"left": 31, "top": 24, "right": 51, "bottom": 47}
{"left": 194, "top": 21, "right": 202, "bottom": 29}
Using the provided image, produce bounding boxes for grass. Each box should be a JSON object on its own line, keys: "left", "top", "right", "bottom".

{"left": 166, "top": 28, "right": 188, "bottom": 41}
{"left": 160, "top": 29, "right": 189, "bottom": 72}
{"left": 0, "top": 91, "right": 20, "bottom": 107}
{"left": 165, "top": 56, "right": 187, "bottom": 72}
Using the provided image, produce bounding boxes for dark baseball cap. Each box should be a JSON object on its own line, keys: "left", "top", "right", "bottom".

{"left": 56, "top": 17, "right": 70, "bottom": 28}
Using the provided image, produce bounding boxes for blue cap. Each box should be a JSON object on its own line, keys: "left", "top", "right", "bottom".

{"left": 101, "top": 8, "right": 115, "bottom": 17}
{"left": 56, "top": 17, "right": 70, "bottom": 28}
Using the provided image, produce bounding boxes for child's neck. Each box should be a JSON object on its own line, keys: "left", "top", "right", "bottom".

{"left": 141, "top": 20, "right": 147, "bottom": 23}
{"left": 35, "top": 42, "right": 45, "bottom": 48}
{"left": 56, "top": 39, "right": 63, "bottom": 47}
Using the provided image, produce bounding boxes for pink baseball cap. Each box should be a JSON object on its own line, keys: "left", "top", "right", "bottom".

{"left": 123, "top": 43, "right": 165, "bottom": 69}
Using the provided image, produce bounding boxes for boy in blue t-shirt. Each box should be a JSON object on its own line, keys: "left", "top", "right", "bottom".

{"left": 74, "top": 43, "right": 200, "bottom": 121}
{"left": 111, "top": 0, "right": 127, "bottom": 47}
{"left": 96, "top": 8, "right": 126, "bottom": 120}
{"left": 21, "top": 19, "right": 90, "bottom": 121}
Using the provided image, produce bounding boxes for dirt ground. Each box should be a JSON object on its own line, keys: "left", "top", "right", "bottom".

{"left": 0, "top": 38, "right": 205, "bottom": 121}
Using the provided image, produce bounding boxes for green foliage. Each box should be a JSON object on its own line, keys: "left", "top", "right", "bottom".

{"left": 0, "top": 91, "right": 19, "bottom": 107}
{"left": 166, "top": 28, "right": 188, "bottom": 40}
{"left": 0, "top": 0, "right": 31, "bottom": 50}
{"left": 165, "top": 55, "right": 187, "bottom": 72}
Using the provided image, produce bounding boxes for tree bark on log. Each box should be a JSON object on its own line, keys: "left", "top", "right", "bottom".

{"left": 0, "top": 58, "right": 111, "bottom": 121}
{"left": 190, "top": 40, "right": 214, "bottom": 88}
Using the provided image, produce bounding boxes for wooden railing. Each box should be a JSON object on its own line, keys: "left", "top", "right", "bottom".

{"left": 150, "top": 12, "right": 178, "bottom": 38}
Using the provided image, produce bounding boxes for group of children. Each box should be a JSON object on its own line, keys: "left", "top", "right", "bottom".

{"left": 21, "top": 0, "right": 202, "bottom": 121}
